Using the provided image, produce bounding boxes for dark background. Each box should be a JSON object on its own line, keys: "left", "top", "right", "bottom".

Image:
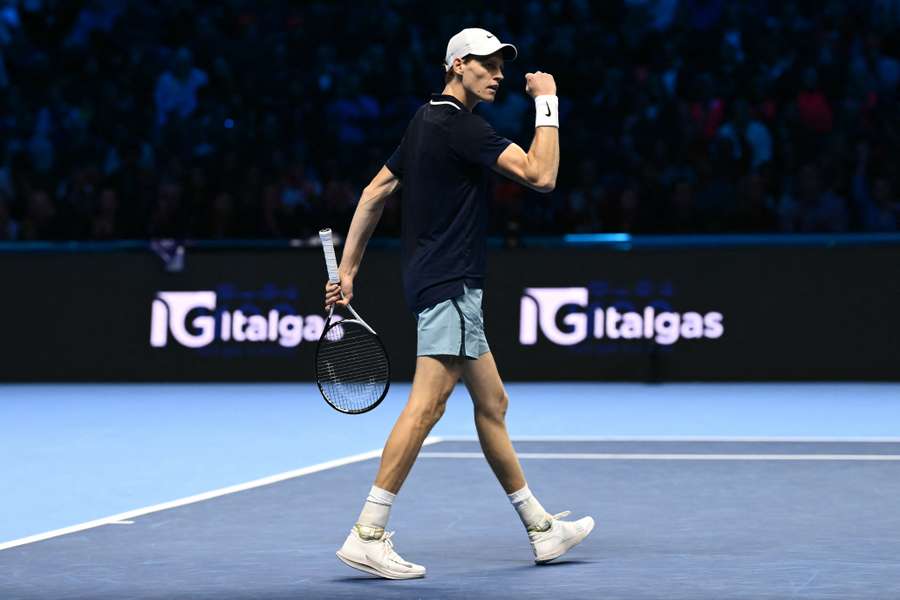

{"left": 1, "top": 0, "right": 899, "bottom": 242}
{"left": 2, "top": 242, "right": 898, "bottom": 382}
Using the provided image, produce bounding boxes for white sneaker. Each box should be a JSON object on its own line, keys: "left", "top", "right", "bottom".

{"left": 528, "top": 511, "right": 595, "bottom": 564}
{"left": 336, "top": 525, "right": 426, "bottom": 579}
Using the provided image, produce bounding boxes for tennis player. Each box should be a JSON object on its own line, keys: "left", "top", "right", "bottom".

{"left": 324, "top": 28, "right": 594, "bottom": 578}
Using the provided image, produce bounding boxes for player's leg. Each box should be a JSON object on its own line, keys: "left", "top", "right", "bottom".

{"left": 461, "top": 351, "right": 525, "bottom": 493}
{"left": 462, "top": 351, "right": 595, "bottom": 564}
{"left": 336, "top": 354, "right": 463, "bottom": 579}
{"left": 375, "top": 355, "right": 464, "bottom": 492}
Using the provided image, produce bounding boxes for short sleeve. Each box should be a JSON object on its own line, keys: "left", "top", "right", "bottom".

{"left": 385, "top": 136, "right": 405, "bottom": 178}
{"left": 449, "top": 114, "right": 512, "bottom": 168}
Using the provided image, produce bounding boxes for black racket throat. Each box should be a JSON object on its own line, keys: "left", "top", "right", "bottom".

{"left": 324, "top": 315, "right": 372, "bottom": 334}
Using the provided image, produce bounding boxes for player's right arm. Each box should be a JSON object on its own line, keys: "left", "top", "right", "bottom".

{"left": 493, "top": 71, "right": 560, "bottom": 193}
{"left": 324, "top": 166, "right": 399, "bottom": 308}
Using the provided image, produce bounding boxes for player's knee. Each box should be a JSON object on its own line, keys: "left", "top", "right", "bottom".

{"left": 422, "top": 400, "right": 447, "bottom": 429}
{"left": 475, "top": 390, "right": 509, "bottom": 423}
{"left": 411, "top": 394, "right": 449, "bottom": 429}
{"left": 432, "top": 397, "right": 449, "bottom": 424}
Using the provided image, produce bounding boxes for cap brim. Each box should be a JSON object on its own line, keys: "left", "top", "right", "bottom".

{"left": 468, "top": 40, "right": 518, "bottom": 63}
{"left": 445, "top": 41, "right": 518, "bottom": 71}
{"left": 498, "top": 43, "right": 517, "bottom": 62}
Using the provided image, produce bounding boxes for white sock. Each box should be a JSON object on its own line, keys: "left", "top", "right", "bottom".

{"left": 508, "top": 485, "right": 550, "bottom": 532}
{"left": 356, "top": 485, "right": 395, "bottom": 538}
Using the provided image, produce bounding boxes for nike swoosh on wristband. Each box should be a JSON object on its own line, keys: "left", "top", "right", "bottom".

{"left": 545, "top": 102, "right": 552, "bottom": 117}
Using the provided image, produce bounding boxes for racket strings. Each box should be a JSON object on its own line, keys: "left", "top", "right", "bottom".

{"left": 316, "top": 321, "right": 389, "bottom": 413}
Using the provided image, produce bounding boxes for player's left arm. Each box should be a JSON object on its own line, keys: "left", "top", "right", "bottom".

{"left": 326, "top": 166, "right": 399, "bottom": 308}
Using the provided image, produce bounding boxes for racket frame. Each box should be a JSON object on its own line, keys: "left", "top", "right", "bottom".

{"left": 315, "top": 312, "right": 391, "bottom": 414}
{"left": 315, "top": 228, "right": 391, "bottom": 414}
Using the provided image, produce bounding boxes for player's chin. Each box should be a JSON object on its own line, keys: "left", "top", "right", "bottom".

{"left": 482, "top": 89, "right": 498, "bottom": 102}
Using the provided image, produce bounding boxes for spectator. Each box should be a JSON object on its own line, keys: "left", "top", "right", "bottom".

{"left": 91, "top": 186, "right": 120, "bottom": 239}
{"left": 148, "top": 180, "right": 186, "bottom": 238}
{"left": 796, "top": 67, "right": 834, "bottom": 134}
{"left": 208, "top": 191, "right": 237, "bottom": 238}
{"left": 694, "top": 144, "right": 739, "bottom": 231}
{"left": 667, "top": 180, "right": 700, "bottom": 233}
{"left": 321, "top": 160, "right": 358, "bottom": 229}
{"left": 780, "top": 163, "right": 849, "bottom": 232}
{"left": 717, "top": 98, "right": 773, "bottom": 170}
{"left": 21, "top": 188, "right": 58, "bottom": 240}
{"left": 0, "top": 190, "right": 18, "bottom": 240}
{"left": 0, "top": 1, "right": 21, "bottom": 48}
{"left": 618, "top": 184, "right": 644, "bottom": 232}
{"left": 732, "top": 173, "right": 778, "bottom": 232}
{"left": 261, "top": 182, "right": 283, "bottom": 238}
{"left": 154, "top": 47, "right": 208, "bottom": 126}
{"left": 853, "top": 143, "right": 899, "bottom": 231}
{"left": 565, "top": 159, "right": 606, "bottom": 232}
{"left": 688, "top": 73, "right": 726, "bottom": 141}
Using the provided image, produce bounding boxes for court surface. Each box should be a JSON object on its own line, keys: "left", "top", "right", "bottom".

{"left": 2, "top": 383, "right": 900, "bottom": 599}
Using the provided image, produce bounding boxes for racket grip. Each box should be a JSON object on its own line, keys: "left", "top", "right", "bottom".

{"left": 319, "top": 228, "right": 341, "bottom": 284}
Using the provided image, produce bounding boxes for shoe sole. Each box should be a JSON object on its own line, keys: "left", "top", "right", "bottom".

{"left": 534, "top": 517, "right": 596, "bottom": 564}
{"left": 335, "top": 550, "right": 426, "bottom": 580}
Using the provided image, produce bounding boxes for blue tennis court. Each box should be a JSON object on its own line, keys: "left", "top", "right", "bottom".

{"left": 3, "top": 383, "right": 900, "bottom": 599}
{"left": 4, "top": 1, "right": 900, "bottom": 598}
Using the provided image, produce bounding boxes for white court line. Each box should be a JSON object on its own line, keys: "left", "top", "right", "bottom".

{"left": 420, "top": 452, "right": 900, "bottom": 461}
{"left": 436, "top": 435, "right": 900, "bottom": 443}
{"left": 0, "top": 436, "right": 445, "bottom": 552}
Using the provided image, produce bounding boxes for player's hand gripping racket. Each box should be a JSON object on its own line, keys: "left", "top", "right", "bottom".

{"left": 315, "top": 228, "right": 391, "bottom": 414}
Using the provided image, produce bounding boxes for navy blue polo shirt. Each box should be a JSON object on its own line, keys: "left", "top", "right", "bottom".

{"left": 385, "top": 94, "right": 512, "bottom": 313}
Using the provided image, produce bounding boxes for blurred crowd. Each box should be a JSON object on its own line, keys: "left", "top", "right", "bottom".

{"left": 0, "top": 0, "right": 899, "bottom": 241}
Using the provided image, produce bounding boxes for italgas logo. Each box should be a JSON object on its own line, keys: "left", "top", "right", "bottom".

{"left": 519, "top": 287, "right": 723, "bottom": 346}
{"left": 150, "top": 290, "right": 324, "bottom": 349}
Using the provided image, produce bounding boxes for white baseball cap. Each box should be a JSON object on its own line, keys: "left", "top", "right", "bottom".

{"left": 444, "top": 28, "right": 517, "bottom": 72}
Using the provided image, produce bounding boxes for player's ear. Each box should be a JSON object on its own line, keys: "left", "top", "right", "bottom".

{"left": 453, "top": 57, "right": 466, "bottom": 77}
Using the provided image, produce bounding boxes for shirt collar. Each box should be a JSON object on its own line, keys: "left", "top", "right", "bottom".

{"left": 429, "top": 94, "right": 466, "bottom": 111}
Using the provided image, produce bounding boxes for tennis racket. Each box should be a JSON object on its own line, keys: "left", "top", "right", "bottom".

{"left": 315, "top": 228, "right": 391, "bottom": 414}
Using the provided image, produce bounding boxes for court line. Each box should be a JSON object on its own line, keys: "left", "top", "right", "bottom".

{"left": 437, "top": 435, "right": 900, "bottom": 443}
{"left": 420, "top": 452, "right": 900, "bottom": 461}
{"left": 0, "top": 436, "right": 445, "bottom": 552}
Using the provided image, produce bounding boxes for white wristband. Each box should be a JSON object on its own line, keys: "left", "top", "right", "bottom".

{"left": 534, "top": 95, "right": 559, "bottom": 128}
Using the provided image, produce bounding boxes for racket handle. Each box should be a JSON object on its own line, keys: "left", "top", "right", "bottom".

{"left": 319, "top": 228, "right": 341, "bottom": 284}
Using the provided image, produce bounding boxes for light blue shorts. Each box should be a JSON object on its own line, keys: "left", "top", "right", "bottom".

{"left": 416, "top": 285, "right": 490, "bottom": 360}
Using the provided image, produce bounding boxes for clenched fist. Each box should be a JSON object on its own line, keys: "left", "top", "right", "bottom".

{"left": 525, "top": 71, "right": 557, "bottom": 97}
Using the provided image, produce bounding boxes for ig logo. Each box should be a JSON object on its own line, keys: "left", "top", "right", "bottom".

{"left": 519, "top": 287, "right": 588, "bottom": 346}
{"left": 150, "top": 291, "right": 217, "bottom": 348}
